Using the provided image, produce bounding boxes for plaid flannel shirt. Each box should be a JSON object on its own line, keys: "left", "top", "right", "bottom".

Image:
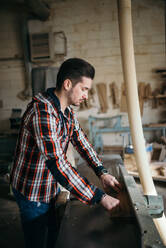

{"left": 10, "top": 88, "right": 105, "bottom": 204}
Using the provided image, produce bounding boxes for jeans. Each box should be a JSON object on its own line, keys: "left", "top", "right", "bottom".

{"left": 12, "top": 188, "right": 59, "bottom": 248}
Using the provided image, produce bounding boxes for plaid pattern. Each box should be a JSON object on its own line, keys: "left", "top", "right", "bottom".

{"left": 10, "top": 88, "right": 105, "bottom": 204}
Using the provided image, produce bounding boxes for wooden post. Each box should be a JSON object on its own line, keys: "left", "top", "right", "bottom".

{"left": 117, "top": 0, "right": 166, "bottom": 244}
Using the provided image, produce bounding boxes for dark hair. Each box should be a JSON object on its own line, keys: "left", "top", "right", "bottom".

{"left": 55, "top": 58, "right": 95, "bottom": 91}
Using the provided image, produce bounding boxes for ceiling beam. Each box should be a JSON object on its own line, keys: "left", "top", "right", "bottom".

{"left": 25, "top": 0, "right": 50, "bottom": 21}
{"left": 1, "top": 0, "right": 50, "bottom": 21}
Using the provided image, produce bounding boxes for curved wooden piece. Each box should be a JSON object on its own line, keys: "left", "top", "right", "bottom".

{"left": 117, "top": 0, "right": 166, "bottom": 244}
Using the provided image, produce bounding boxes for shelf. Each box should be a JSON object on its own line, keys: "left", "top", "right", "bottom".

{"left": 148, "top": 94, "right": 166, "bottom": 99}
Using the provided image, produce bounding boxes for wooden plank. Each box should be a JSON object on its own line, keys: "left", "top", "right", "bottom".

{"left": 120, "top": 83, "right": 127, "bottom": 112}
{"left": 109, "top": 82, "right": 119, "bottom": 108}
{"left": 96, "top": 83, "right": 108, "bottom": 113}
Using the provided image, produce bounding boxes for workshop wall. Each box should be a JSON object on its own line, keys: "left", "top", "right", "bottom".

{"left": 0, "top": 0, "right": 165, "bottom": 146}
{"left": 0, "top": 9, "right": 29, "bottom": 130}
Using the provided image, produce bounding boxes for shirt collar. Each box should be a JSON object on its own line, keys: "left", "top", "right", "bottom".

{"left": 46, "top": 87, "right": 69, "bottom": 117}
{"left": 46, "top": 87, "right": 61, "bottom": 111}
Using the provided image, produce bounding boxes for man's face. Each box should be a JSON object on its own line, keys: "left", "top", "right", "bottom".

{"left": 67, "top": 76, "right": 92, "bottom": 106}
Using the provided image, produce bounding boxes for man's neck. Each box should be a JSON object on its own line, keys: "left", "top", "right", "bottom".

{"left": 54, "top": 89, "right": 67, "bottom": 114}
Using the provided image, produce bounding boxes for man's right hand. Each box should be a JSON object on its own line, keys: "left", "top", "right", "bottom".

{"left": 100, "top": 194, "right": 120, "bottom": 215}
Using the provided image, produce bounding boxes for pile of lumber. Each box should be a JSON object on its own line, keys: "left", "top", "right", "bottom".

{"left": 124, "top": 141, "right": 166, "bottom": 181}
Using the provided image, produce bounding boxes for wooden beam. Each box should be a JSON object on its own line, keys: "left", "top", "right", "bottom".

{"left": 25, "top": 0, "right": 50, "bottom": 21}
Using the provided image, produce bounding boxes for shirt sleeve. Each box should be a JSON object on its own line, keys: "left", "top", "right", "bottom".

{"left": 32, "top": 101, "right": 104, "bottom": 205}
{"left": 71, "top": 112, "right": 105, "bottom": 177}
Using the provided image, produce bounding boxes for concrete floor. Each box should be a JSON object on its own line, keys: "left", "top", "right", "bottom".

{"left": 0, "top": 171, "right": 166, "bottom": 248}
{"left": 0, "top": 177, "right": 24, "bottom": 248}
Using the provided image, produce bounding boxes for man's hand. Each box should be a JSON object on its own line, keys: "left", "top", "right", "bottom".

{"left": 100, "top": 194, "right": 120, "bottom": 214}
{"left": 100, "top": 174, "right": 122, "bottom": 193}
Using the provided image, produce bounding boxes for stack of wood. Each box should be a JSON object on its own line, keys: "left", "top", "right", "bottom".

{"left": 152, "top": 68, "right": 166, "bottom": 108}
{"left": 124, "top": 138, "right": 166, "bottom": 180}
{"left": 155, "top": 68, "right": 166, "bottom": 93}
{"left": 124, "top": 153, "right": 166, "bottom": 179}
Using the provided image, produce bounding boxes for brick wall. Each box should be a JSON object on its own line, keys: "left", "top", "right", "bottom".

{"left": 0, "top": 0, "right": 165, "bottom": 145}
{"left": 0, "top": 9, "right": 29, "bottom": 131}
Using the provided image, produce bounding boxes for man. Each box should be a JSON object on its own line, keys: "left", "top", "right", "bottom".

{"left": 10, "top": 58, "right": 121, "bottom": 248}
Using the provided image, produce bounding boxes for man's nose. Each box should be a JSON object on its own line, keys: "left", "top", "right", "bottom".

{"left": 83, "top": 92, "right": 88, "bottom": 100}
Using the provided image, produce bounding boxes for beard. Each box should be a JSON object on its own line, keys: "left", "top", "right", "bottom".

{"left": 67, "top": 88, "right": 80, "bottom": 106}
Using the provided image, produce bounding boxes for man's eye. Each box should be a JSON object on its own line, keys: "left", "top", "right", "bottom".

{"left": 82, "top": 88, "right": 88, "bottom": 92}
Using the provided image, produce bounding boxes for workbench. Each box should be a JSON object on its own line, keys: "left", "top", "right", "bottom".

{"left": 56, "top": 155, "right": 165, "bottom": 248}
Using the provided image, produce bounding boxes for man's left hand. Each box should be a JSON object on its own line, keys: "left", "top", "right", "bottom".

{"left": 100, "top": 174, "right": 122, "bottom": 193}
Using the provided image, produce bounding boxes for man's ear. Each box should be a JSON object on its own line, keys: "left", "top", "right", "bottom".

{"left": 63, "top": 79, "right": 72, "bottom": 91}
